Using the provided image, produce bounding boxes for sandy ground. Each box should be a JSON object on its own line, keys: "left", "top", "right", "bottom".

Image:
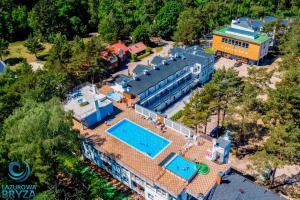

{"left": 29, "top": 62, "right": 44, "bottom": 71}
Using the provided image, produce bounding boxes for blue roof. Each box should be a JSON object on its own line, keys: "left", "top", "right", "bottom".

{"left": 263, "top": 16, "right": 276, "bottom": 23}
{"left": 132, "top": 64, "right": 149, "bottom": 75}
{"left": 165, "top": 155, "right": 197, "bottom": 181}
{"left": 209, "top": 169, "right": 285, "bottom": 200}
{"left": 0, "top": 61, "right": 6, "bottom": 73}
{"left": 151, "top": 56, "right": 166, "bottom": 66}
{"left": 227, "top": 28, "right": 258, "bottom": 38}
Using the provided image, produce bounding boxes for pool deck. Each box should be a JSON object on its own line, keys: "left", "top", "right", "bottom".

{"left": 74, "top": 102, "right": 229, "bottom": 198}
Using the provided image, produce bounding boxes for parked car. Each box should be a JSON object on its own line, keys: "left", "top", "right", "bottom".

{"left": 209, "top": 126, "right": 225, "bottom": 138}
{"left": 234, "top": 61, "right": 242, "bottom": 68}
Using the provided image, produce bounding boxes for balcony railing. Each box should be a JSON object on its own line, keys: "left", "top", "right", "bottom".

{"left": 140, "top": 71, "right": 192, "bottom": 105}
{"left": 142, "top": 77, "right": 196, "bottom": 111}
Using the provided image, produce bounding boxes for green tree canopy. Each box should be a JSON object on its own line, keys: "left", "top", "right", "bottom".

{"left": 155, "top": 1, "right": 184, "bottom": 38}
{"left": 24, "top": 35, "right": 44, "bottom": 58}
{"left": 1, "top": 98, "right": 79, "bottom": 185}
{"left": 0, "top": 38, "right": 9, "bottom": 60}
{"left": 131, "top": 24, "right": 151, "bottom": 45}
{"left": 173, "top": 8, "right": 207, "bottom": 45}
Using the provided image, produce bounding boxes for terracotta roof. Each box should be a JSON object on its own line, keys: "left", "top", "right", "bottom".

{"left": 128, "top": 42, "right": 147, "bottom": 54}
{"left": 108, "top": 40, "right": 129, "bottom": 56}
{"left": 74, "top": 102, "right": 230, "bottom": 198}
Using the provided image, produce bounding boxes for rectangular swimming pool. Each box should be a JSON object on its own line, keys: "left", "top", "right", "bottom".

{"left": 106, "top": 119, "right": 171, "bottom": 158}
{"left": 165, "top": 155, "right": 197, "bottom": 181}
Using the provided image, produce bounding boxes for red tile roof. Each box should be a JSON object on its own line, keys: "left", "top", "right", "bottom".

{"left": 108, "top": 40, "right": 129, "bottom": 56}
{"left": 128, "top": 42, "right": 147, "bottom": 54}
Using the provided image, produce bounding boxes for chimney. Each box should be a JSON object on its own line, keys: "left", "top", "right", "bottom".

{"left": 92, "top": 84, "right": 97, "bottom": 94}
{"left": 94, "top": 99, "right": 99, "bottom": 110}
{"left": 216, "top": 171, "right": 224, "bottom": 185}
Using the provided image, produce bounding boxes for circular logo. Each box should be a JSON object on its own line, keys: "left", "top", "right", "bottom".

{"left": 8, "top": 161, "right": 31, "bottom": 182}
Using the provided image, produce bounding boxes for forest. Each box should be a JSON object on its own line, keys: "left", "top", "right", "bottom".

{"left": 1, "top": 0, "right": 299, "bottom": 43}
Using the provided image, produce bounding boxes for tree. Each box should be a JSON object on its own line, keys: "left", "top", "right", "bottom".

{"left": 131, "top": 24, "right": 151, "bottom": 45}
{"left": 253, "top": 123, "right": 300, "bottom": 186}
{"left": 98, "top": 11, "right": 124, "bottom": 42}
{"left": 155, "top": 1, "right": 184, "bottom": 38}
{"left": 1, "top": 98, "right": 79, "bottom": 185}
{"left": 183, "top": 89, "right": 212, "bottom": 134}
{"left": 173, "top": 8, "right": 207, "bottom": 45}
{"left": 0, "top": 38, "right": 9, "bottom": 60}
{"left": 24, "top": 36, "right": 44, "bottom": 58}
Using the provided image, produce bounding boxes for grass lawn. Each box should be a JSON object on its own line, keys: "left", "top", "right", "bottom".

{"left": 204, "top": 47, "right": 214, "bottom": 54}
{"left": 154, "top": 46, "right": 163, "bottom": 53}
{"left": 4, "top": 41, "right": 52, "bottom": 65}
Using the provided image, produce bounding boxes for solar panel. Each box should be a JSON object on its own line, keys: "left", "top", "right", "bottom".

{"left": 226, "top": 28, "right": 258, "bottom": 38}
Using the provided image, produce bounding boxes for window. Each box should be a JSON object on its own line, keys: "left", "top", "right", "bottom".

{"left": 157, "top": 188, "right": 166, "bottom": 196}
{"left": 148, "top": 193, "right": 154, "bottom": 200}
{"left": 242, "top": 43, "right": 246, "bottom": 48}
{"left": 238, "top": 42, "right": 241, "bottom": 46}
{"left": 224, "top": 38, "right": 228, "bottom": 43}
{"left": 245, "top": 43, "right": 249, "bottom": 48}
{"left": 222, "top": 38, "right": 225, "bottom": 42}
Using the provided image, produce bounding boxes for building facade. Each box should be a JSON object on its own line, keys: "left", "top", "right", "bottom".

{"left": 213, "top": 19, "right": 271, "bottom": 65}
{"left": 123, "top": 46, "right": 214, "bottom": 112}
{"left": 64, "top": 84, "right": 113, "bottom": 128}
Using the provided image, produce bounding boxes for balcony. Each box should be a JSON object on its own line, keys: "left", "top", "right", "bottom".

{"left": 142, "top": 76, "right": 197, "bottom": 111}
{"left": 140, "top": 71, "right": 192, "bottom": 105}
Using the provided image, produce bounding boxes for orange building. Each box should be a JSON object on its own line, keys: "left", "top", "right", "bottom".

{"left": 213, "top": 20, "right": 271, "bottom": 65}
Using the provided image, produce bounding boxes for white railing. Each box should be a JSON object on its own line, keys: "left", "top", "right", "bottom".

{"left": 164, "top": 118, "right": 192, "bottom": 137}
{"left": 135, "top": 104, "right": 157, "bottom": 120}
{"left": 135, "top": 104, "right": 193, "bottom": 137}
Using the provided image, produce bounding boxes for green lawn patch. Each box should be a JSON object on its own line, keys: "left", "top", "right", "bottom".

{"left": 204, "top": 48, "right": 214, "bottom": 54}
{"left": 137, "top": 51, "right": 151, "bottom": 60}
{"left": 4, "top": 41, "right": 52, "bottom": 65}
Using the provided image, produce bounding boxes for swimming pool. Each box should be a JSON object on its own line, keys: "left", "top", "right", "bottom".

{"left": 106, "top": 92, "right": 123, "bottom": 102}
{"left": 106, "top": 119, "right": 171, "bottom": 158}
{"left": 165, "top": 155, "right": 197, "bottom": 181}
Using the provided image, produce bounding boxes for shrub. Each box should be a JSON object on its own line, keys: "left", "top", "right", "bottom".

{"left": 171, "top": 110, "right": 184, "bottom": 121}
{"left": 131, "top": 53, "right": 138, "bottom": 61}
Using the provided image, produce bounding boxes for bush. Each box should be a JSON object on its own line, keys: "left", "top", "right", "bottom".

{"left": 171, "top": 110, "right": 184, "bottom": 121}
{"left": 137, "top": 52, "right": 151, "bottom": 60}
{"left": 145, "top": 47, "right": 152, "bottom": 53}
{"left": 131, "top": 53, "right": 138, "bottom": 61}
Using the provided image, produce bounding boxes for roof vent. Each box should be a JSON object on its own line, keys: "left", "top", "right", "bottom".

{"left": 170, "top": 56, "right": 176, "bottom": 61}
{"left": 133, "top": 75, "right": 139, "bottom": 81}
{"left": 143, "top": 69, "right": 150, "bottom": 75}
{"left": 121, "top": 81, "right": 128, "bottom": 88}
{"left": 174, "top": 53, "right": 180, "bottom": 58}
{"left": 153, "top": 65, "right": 159, "bottom": 70}
{"left": 238, "top": 188, "right": 244, "bottom": 193}
{"left": 162, "top": 60, "right": 168, "bottom": 65}
{"left": 193, "top": 51, "right": 197, "bottom": 55}
{"left": 181, "top": 55, "right": 186, "bottom": 60}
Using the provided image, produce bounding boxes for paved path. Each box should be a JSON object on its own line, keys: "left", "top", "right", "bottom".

{"left": 162, "top": 92, "right": 192, "bottom": 118}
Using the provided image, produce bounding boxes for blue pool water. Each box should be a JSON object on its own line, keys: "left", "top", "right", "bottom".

{"left": 165, "top": 155, "right": 197, "bottom": 181}
{"left": 106, "top": 119, "right": 171, "bottom": 158}
{"left": 107, "top": 92, "right": 123, "bottom": 102}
